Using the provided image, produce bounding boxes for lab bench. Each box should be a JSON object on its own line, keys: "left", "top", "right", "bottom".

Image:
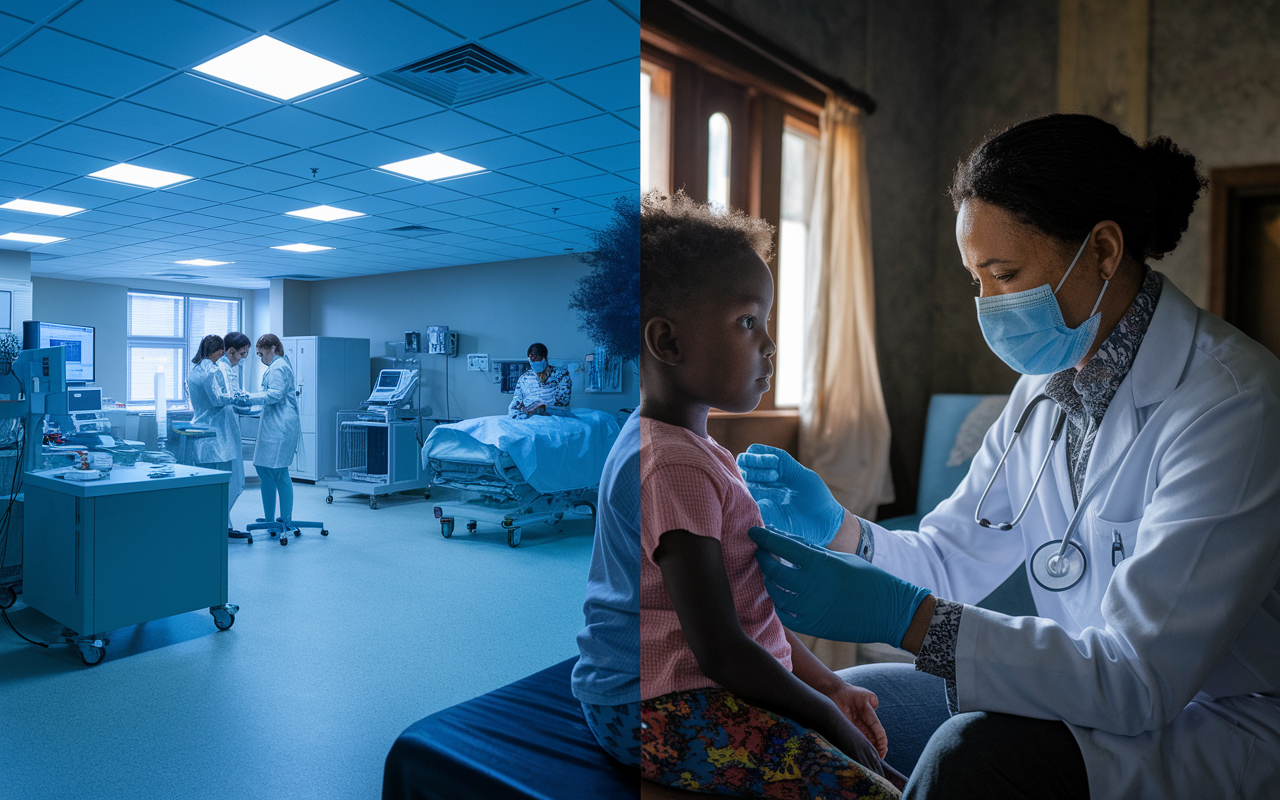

{"left": 21, "top": 463, "right": 236, "bottom": 666}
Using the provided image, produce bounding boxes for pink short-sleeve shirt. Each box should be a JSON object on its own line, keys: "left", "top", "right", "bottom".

{"left": 639, "top": 417, "right": 792, "bottom": 700}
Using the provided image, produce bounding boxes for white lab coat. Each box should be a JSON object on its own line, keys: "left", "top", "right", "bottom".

{"left": 245, "top": 355, "right": 299, "bottom": 469}
{"left": 216, "top": 353, "right": 240, "bottom": 395}
{"left": 868, "top": 277, "right": 1280, "bottom": 799}
{"left": 187, "top": 359, "right": 244, "bottom": 511}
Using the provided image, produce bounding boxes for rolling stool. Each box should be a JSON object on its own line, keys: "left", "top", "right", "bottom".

{"left": 246, "top": 517, "right": 329, "bottom": 546}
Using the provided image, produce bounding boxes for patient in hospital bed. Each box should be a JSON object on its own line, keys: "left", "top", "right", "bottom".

{"left": 601, "top": 191, "right": 904, "bottom": 798}
{"left": 509, "top": 341, "right": 572, "bottom": 419}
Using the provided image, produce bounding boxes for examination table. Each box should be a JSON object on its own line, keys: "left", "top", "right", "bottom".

{"left": 383, "top": 657, "right": 645, "bottom": 799}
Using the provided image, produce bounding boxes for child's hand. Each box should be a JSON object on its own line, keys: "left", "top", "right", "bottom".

{"left": 825, "top": 683, "right": 887, "bottom": 759}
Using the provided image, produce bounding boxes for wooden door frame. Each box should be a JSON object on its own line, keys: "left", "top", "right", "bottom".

{"left": 1208, "top": 164, "right": 1280, "bottom": 319}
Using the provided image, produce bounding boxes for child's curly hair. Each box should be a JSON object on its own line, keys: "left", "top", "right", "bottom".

{"left": 641, "top": 189, "right": 775, "bottom": 324}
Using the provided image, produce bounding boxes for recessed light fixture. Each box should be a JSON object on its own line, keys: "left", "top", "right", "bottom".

{"left": 285, "top": 205, "right": 365, "bottom": 222}
{"left": 272, "top": 243, "right": 333, "bottom": 253}
{"left": 89, "top": 164, "right": 193, "bottom": 189}
{"left": 0, "top": 232, "right": 66, "bottom": 244}
{"left": 379, "top": 153, "right": 485, "bottom": 182}
{"left": 0, "top": 199, "right": 84, "bottom": 216}
{"left": 176, "top": 259, "right": 232, "bottom": 266}
{"left": 194, "top": 36, "right": 359, "bottom": 100}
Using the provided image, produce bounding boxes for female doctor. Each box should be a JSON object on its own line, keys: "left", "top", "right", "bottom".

{"left": 234, "top": 333, "right": 301, "bottom": 545}
{"left": 187, "top": 334, "right": 243, "bottom": 530}
{"left": 741, "top": 115, "right": 1280, "bottom": 799}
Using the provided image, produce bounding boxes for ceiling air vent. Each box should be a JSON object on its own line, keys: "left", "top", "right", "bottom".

{"left": 383, "top": 43, "right": 537, "bottom": 106}
{"left": 388, "top": 225, "right": 447, "bottom": 237}
{"left": 153, "top": 272, "right": 203, "bottom": 280}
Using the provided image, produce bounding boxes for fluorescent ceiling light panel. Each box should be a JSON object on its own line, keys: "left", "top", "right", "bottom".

{"left": 0, "top": 233, "right": 66, "bottom": 243}
{"left": 176, "top": 259, "right": 232, "bottom": 266}
{"left": 1, "top": 199, "right": 84, "bottom": 216}
{"left": 272, "top": 243, "right": 333, "bottom": 252}
{"left": 379, "top": 153, "right": 485, "bottom": 182}
{"left": 89, "top": 164, "right": 193, "bottom": 188}
{"left": 193, "top": 36, "right": 359, "bottom": 100}
{"left": 285, "top": 205, "right": 365, "bottom": 222}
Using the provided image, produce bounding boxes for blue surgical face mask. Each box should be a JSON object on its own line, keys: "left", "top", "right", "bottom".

{"left": 530, "top": 359, "right": 547, "bottom": 373}
{"left": 974, "top": 232, "right": 1109, "bottom": 375}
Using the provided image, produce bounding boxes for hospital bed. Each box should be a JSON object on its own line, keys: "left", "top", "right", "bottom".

{"left": 421, "top": 409, "right": 620, "bottom": 547}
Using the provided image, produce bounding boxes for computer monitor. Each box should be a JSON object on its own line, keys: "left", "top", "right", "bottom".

{"left": 23, "top": 320, "right": 95, "bottom": 384}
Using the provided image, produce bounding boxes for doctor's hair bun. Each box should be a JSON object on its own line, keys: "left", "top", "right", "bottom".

{"left": 950, "top": 114, "right": 1206, "bottom": 263}
{"left": 641, "top": 189, "right": 775, "bottom": 323}
{"left": 1141, "top": 136, "right": 1206, "bottom": 260}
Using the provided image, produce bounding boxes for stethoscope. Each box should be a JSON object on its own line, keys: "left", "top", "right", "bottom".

{"left": 973, "top": 393, "right": 1109, "bottom": 592}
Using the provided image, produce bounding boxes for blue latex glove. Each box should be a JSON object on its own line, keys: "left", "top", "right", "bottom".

{"left": 748, "top": 526, "right": 933, "bottom": 648}
{"left": 737, "top": 444, "right": 844, "bottom": 547}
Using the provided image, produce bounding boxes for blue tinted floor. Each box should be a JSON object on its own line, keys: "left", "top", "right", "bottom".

{"left": 0, "top": 482, "right": 596, "bottom": 800}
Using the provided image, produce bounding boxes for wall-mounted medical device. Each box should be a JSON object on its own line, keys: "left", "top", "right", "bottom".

{"left": 426, "top": 325, "right": 458, "bottom": 357}
{"left": 405, "top": 331, "right": 421, "bottom": 353}
{"left": 489, "top": 359, "right": 530, "bottom": 394}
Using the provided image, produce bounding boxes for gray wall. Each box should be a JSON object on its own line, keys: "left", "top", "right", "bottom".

{"left": 307, "top": 254, "right": 639, "bottom": 421}
{"left": 31, "top": 277, "right": 257, "bottom": 403}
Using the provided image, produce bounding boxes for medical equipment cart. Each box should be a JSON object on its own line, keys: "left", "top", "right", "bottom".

{"left": 326, "top": 412, "right": 430, "bottom": 508}
{"left": 21, "top": 464, "right": 236, "bottom": 666}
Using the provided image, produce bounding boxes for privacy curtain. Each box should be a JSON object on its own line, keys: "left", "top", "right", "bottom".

{"left": 798, "top": 97, "right": 896, "bottom": 669}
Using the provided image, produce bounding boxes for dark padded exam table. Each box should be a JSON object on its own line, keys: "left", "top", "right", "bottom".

{"left": 383, "top": 657, "right": 640, "bottom": 799}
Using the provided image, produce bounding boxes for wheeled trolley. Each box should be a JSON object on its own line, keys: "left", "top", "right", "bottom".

{"left": 324, "top": 414, "right": 431, "bottom": 509}
{"left": 433, "top": 487, "right": 596, "bottom": 548}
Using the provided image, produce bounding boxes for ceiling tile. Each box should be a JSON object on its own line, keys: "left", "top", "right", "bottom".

{"left": 5, "top": 143, "right": 111, "bottom": 175}
{"left": 498, "top": 156, "right": 602, "bottom": 184}
{"left": 49, "top": 176, "right": 147, "bottom": 200}
{"left": 311, "top": 131, "right": 424, "bottom": 168}
{"left": 442, "top": 136, "right": 557, "bottom": 170}
{"left": 484, "top": 186, "right": 573, "bottom": 209}
{"left": 35, "top": 125, "right": 157, "bottom": 162}
{"left": 180, "top": 129, "right": 296, "bottom": 163}
{"left": 0, "top": 160, "right": 74, "bottom": 187}
{"left": 165, "top": 179, "right": 256, "bottom": 203}
{"left": 272, "top": 181, "right": 363, "bottom": 205}
{"left": 0, "top": 29, "right": 169, "bottom": 97}
{"left": 131, "top": 73, "right": 278, "bottom": 126}
{"left": 230, "top": 194, "right": 308, "bottom": 214}
{"left": 433, "top": 171, "right": 531, "bottom": 197}
{"left": 0, "top": 1, "right": 63, "bottom": 23}
{"left": 383, "top": 110, "right": 506, "bottom": 152}
{"left": 482, "top": 1, "right": 633, "bottom": 79}
{"left": 255, "top": 150, "right": 362, "bottom": 181}
{"left": 322, "top": 169, "right": 416, "bottom": 195}
{"left": 473, "top": 208, "right": 544, "bottom": 226}
{"left": 0, "top": 67, "right": 108, "bottom": 121}
{"left": 230, "top": 106, "right": 362, "bottom": 148}
{"left": 523, "top": 114, "right": 637, "bottom": 155}
{"left": 96, "top": 200, "right": 179, "bottom": 221}
{"left": 459, "top": 83, "right": 601, "bottom": 132}
{"left": 525, "top": 198, "right": 604, "bottom": 217}
{"left": 275, "top": 0, "right": 460, "bottom": 75}
{"left": 557, "top": 59, "right": 637, "bottom": 111}
{"left": 297, "top": 79, "right": 441, "bottom": 130}
{"left": 376, "top": 181, "right": 468, "bottom": 207}
{"left": 386, "top": 0, "right": 576, "bottom": 39}
{"left": 77, "top": 101, "right": 215, "bottom": 146}
{"left": 195, "top": 204, "right": 271, "bottom": 222}
{"left": 125, "top": 190, "right": 217, "bottom": 212}
{"left": 22, "top": 188, "right": 115, "bottom": 209}
{"left": 614, "top": 106, "right": 640, "bottom": 127}
{"left": 51, "top": 0, "right": 248, "bottom": 69}
{"left": 546, "top": 173, "right": 635, "bottom": 198}
{"left": 334, "top": 195, "right": 413, "bottom": 215}
{"left": 574, "top": 142, "right": 639, "bottom": 172}
{"left": 0, "top": 105, "right": 58, "bottom": 142}
{"left": 179, "top": 0, "right": 326, "bottom": 32}
{"left": 130, "top": 147, "right": 239, "bottom": 179}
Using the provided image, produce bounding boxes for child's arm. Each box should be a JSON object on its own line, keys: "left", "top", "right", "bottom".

{"left": 784, "top": 629, "right": 891, "bottom": 759}
{"left": 654, "top": 530, "right": 892, "bottom": 780}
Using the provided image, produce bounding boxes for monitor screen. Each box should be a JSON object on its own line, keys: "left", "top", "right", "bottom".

{"left": 24, "top": 321, "right": 95, "bottom": 383}
{"left": 378, "top": 371, "right": 400, "bottom": 388}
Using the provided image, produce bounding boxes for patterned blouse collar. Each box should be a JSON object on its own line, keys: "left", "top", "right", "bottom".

{"left": 1045, "top": 267, "right": 1163, "bottom": 423}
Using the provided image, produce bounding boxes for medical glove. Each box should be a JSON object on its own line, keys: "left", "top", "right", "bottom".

{"left": 748, "top": 527, "right": 932, "bottom": 648}
{"left": 737, "top": 444, "right": 844, "bottom": 547}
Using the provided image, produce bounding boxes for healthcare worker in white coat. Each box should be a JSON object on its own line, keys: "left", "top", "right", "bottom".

{"left": 217, "top": 331, "right": 252, "bottom": 396}
{"left": 234, "top": 333, "right": 300, "bottom": 545}
{"left": 187, "top": 334, "right": 243, "bottom": 531}
{"left": 741, "top": 114, "right": 1280, "bottom": 799}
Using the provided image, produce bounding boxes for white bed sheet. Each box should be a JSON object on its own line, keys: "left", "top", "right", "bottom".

{"left": 422, "top": 408, "right": 621, "bottom": 494}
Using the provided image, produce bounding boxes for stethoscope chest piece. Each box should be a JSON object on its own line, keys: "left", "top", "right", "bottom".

{"left": 1031, "top": 539, "right": 1087, "bottom": 592}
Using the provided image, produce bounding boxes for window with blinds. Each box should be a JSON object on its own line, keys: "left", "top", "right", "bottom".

{"left": 126, "top": 291, "right": 241, "bottom": 403}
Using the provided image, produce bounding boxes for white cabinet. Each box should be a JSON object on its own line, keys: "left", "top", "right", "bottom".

{"left": 282, "top": 336, "right": 370, "bottom": 481}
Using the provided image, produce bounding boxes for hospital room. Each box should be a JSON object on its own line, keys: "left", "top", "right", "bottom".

{"left": 4, "top": 0, "right": 1280, "bottom": 798}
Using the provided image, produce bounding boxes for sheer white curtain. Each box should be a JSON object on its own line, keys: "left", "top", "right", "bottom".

{"left": 797, "top": 97, "right": 895, "bottom": 668}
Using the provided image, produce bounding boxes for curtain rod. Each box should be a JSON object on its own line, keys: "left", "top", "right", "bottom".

{"left": 664, "top": 0, "right": 877, "bottom": 114}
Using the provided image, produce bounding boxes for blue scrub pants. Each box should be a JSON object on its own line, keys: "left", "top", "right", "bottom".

{"left": 836, "top": 662, "right": 1088, "bottom": 798}
{"left": 255, "top": 465, "right": 293, "bottom": 527}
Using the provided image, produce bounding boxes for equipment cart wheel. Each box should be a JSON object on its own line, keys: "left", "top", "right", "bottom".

{"left": 210, "top": 604, "right": 238, "bottom": 631}
{"left": 321, "top": 529, "right": 329, "bottom": 536}
{"left": 508, "top": 527, "right": 522, "bottom": 548}
{"left": 369, "top": 496, "right": 378, "bottom": 509}
{"left": 280, "top": 533, "right": 288, "bottom": 546}
{"left": 78, "top": 642, "right": 106, "bottom": 667}
{"left": 467, "top": 520, "right": 477, "bottom": 533}
{"left": 441, "top": 517, "right": 454, "bottom": 538}
{"left": 247, "top": 535, "right": 254, "bottom": 544}
{"left": 0, "top": 584, "right": 15, "bottom": 610}
{"left": 326, "top": 494, "right": 333, "bottom": 504}
{"left": 573, "top": 500, "right": 597, "bottom": 518}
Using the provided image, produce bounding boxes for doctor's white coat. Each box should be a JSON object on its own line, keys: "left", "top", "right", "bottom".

{"left": 868, "top": 277, "right": 1280, "bottom": 799}
{"left": 245, "top": 355, "right": 300, "bottom": 469}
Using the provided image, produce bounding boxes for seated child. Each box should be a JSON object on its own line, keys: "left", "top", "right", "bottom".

{"left": 635, "top": 190, "right": 906, "bottom": 798}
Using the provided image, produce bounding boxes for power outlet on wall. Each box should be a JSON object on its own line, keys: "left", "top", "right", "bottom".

{"left": 467, "top": 353, "right": 489, "bottom": 372}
